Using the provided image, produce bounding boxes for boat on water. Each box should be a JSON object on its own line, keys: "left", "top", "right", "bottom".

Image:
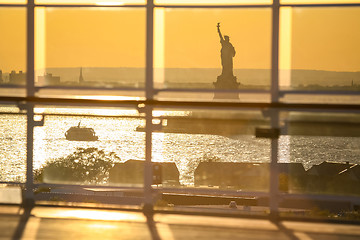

{"left": 65, "top": 121, "right": 99, "bottom": 141}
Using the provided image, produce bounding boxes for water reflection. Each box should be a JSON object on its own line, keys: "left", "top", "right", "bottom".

{"left": 1, "top": 107, "right": 360, "bottom": 187}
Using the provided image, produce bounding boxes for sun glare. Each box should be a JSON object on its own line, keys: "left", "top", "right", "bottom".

{"left": 95, "top": 1, "right": 125, "bottom": 5}
{"left": 34, "top": 0, "right": 142, "bottom": 4}
{"left": 77, "top": 95, "right": 142, "bottom": 101}
{"left": 35, "top": 209, "right": 145, "bottom": 222}
{"left": 279, "top": 7, "right": 292, "bottom": 87}
{"left": 154, "top": 0, "right": 272, "bottom": 4}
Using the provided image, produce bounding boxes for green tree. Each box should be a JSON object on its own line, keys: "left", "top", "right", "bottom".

{"left": 35, "top": 147, "right": 121, "bottom": 184}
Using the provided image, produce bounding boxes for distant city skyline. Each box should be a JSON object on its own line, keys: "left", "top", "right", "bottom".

{"left": 1, "top": 67, "right": 359, "bottom": 90}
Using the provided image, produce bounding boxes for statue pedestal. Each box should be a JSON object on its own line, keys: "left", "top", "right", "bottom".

{"left": 213, "top": 74, "right": 240, "bottom": 99}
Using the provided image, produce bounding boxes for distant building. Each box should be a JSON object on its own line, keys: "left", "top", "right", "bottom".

{"left": 0, "top": 70, "right": 2, "bottom": 83}
{"left": 306, "top": 161, "right": 354, "bottom": 193}
{"left": 109, "top": 160, "right": 180, "bottom": 186}
{"left": 38, "top": 73, "right": 60, "bottom": 86}
{"left": 9, "top": 70, "right": 26, "bottom": 85}
{"left": 194, "top": 162, "right": 270, "bottom": 190}
{"left": 79, "top": 67, "right": 84, "bottom": 84}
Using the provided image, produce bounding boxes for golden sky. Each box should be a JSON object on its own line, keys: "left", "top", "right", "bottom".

{"left": 39, "top": 8, "right": 146, "bottom": 69}
{"left": 290, "top": 7, "right": 360, "bottom": 72}
{"left": 0, "top": 6, "right": 360, "bottom": 72}
{"left": 162, "top": 8, "right": 271, "bottom": 69}
{"left": 0, "top": 8, "right": 26, "bottom": 72}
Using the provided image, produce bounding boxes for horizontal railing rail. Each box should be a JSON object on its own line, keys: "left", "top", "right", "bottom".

{"left": 1, "top": 96, "right": 360, "bottom": 111}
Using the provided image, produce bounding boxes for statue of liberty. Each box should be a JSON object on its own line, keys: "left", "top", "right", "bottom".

{"left": 217, "top": 22, "right": 236, "bottom": 77}
{"left": 213, "top": 23, "right": 239, "bottom": 99}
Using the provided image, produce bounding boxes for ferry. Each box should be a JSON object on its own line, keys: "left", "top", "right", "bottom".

{"left": 65, "top": 121, "right": 99, "bottom": 141}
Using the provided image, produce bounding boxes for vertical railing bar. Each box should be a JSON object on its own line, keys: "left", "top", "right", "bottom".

{"left": 269, "top": 111, "right": 279, "bottom": 219}
{"left": 271, "top": 1, "right": 280, "bottom": 104}
{"left": 143, "top": 0, "right": 155, "bottom": 213}
{"left": 144, "top": 106, "right": 154, "bottom": 212}
{"left": 269, "top": 0, "right": 280, "bottom": 220}
{"left": 25, "top": 105, "right": 35, "bottom": 205}
{"left": 146, "top": 0, "right": 154, "bottom": 101}
{"left": 24, "top": 0, "right": 35, "bottom": 206}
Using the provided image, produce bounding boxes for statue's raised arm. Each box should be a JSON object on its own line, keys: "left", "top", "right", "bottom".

{"left": 217, "top": 22, "right": 224, "bottom": 42}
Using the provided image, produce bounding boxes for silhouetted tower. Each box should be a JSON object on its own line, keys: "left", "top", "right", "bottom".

{"left": 79, "top": 67, "right": 84, "bottom": 84}
{"left": 0, "top": 70, "right": 2, "bottom": 83}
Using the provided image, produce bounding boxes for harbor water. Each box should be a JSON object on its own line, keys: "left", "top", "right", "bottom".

{"left": 1, "top": 107, "right": 360, "bottom": 185}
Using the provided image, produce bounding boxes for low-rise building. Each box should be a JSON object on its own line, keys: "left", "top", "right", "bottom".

{"left": 38, "top": 73, "right": 60, "bottom": 86}
{"left": 9, "top": 70, "right": 26, "bottom": 85}
{"left": 109, "top": 160, "right": 180, "bottom": 186}
{"left": 194, "top": 162, "right": 270, "bottom": 190}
